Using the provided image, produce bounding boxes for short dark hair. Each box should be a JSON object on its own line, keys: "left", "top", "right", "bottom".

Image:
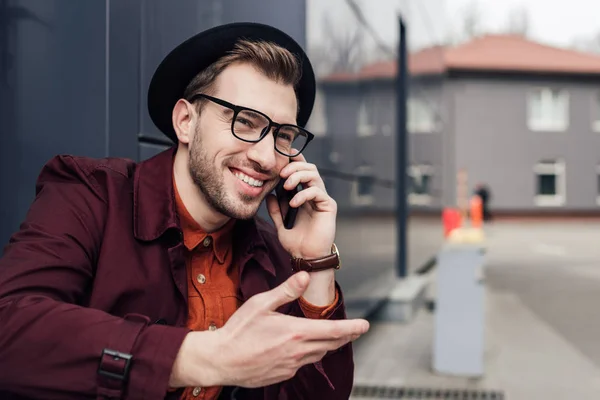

{"left": 183, "top": 39, "right": 303, "bottom": 112}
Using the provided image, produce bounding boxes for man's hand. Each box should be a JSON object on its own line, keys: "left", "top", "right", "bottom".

{"left": 266, "top": 153, "right": 336, "bottom": 260}
{"left": 169, "top": 272, "right": 369, "bottom": 388}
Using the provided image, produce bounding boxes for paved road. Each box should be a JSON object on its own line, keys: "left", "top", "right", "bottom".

{"left": 351, "top": 220, "right": 600, "bottom": 399}
{"left": 484, "top": 220, "right": 600, "bottom": 368}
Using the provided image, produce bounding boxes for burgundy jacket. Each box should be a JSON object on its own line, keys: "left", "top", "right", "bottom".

{"left": 0, "top": 148, "right": 353, "bottom": 400}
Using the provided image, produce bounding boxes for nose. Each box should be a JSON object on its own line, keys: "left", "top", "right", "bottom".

{"left": 246, "top": 132, "right": 278, "bottom": 171}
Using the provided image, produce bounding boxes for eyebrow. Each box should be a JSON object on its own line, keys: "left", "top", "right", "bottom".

{"left": 220, "top": 108, "right": 235, "bottom": 118}
{"left": 240, "top": 107, "right": 295, "bottom": 125}
{"left": 241, "top": 110, "right": 264, "bottom": 120}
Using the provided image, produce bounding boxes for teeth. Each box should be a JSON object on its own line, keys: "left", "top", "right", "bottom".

{"left": 234, "top": 171, "right": 264, "bottom": 187}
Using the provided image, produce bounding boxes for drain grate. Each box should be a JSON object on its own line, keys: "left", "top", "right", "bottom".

{"left": 351, "top": 385, "right": 505, "bottom": 399}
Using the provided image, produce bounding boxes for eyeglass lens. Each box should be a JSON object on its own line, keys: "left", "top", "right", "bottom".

{"left": 233, "top": 109, "right": 308, "bottom": 156}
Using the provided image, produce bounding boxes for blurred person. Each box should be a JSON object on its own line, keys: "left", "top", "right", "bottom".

{"left": 0, "top": 22, "right": 368, "bottom": 400}
{"left": 474, "top": 182, "right": 492, "bottom": 221}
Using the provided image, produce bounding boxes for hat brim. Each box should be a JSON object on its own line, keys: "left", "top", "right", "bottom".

{"left": 147, "top": 22, "right": 316, "bottom": 143}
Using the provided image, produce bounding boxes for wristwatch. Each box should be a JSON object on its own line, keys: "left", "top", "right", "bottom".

{"left": 291, "top": 243, "right": 341, "bottom": 273}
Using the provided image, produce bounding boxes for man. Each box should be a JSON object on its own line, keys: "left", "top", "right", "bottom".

{"left": 0, "top": 22, "right": 369, "bottom": 400}
{"left": 474, "top": 183, "right": 492, "bottom": 222}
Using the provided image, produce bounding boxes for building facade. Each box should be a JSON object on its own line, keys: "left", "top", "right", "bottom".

{"left": 322, "top": 35, "right": 600, "bottom": 215}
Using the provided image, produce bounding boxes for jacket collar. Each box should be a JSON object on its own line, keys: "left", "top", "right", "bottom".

{"left": 133, "top": 146, "right": 180, "bottom": 242}
{"left": 133, "top": 147, "right": 275, "bottom": 276}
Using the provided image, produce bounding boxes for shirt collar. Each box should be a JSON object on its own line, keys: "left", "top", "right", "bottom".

{"left": 132, "top": 147, "right": 274, "bottom": 275}
{"left": 173, "top": 176, "right": 234, "bottom": 263}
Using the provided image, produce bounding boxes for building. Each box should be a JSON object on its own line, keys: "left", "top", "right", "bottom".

{"left": 321, "top": 34, "right": 600, "bottom": 215}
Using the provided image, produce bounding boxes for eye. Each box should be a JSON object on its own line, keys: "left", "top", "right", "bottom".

{"left": 277, "top": 132, "right": 293, "bottom": 142}
{"left": 237, "top": 117, "right": 253, "bottom": 127}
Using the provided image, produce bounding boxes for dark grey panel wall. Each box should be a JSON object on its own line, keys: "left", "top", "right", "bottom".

{"left": 220, "top": 0, "right": 306, "bottom": 48}
{"left": 139, "top": 0, "right": 216, "bottom": 142}
{"left": 0, "top": 0, "right": 109, "bottom": 248}
{"left": 108, "top": 0, "right": 142, "bottom": 159}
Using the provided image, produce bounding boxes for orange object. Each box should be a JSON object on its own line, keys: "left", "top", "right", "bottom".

{"left": 470, "top": 195, "right": 483, "bottom": 228}
{"left": 442, "top": 208, "right": 462, "bottom": 237}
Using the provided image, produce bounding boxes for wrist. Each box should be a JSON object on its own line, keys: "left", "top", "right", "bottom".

{"left": 302, "top": 269, "right": 336, "bottom": 306}
{"left": 169, "top": 331, "right": 224, "bottom": 388}
{"left": 292, "top": 250, "right": 330, "bottom": 260}
{"left": 292, "top": 243, "right": 335, "bottom": 260}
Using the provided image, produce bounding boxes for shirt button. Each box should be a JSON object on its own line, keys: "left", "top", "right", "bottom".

{"left": 208, "top": 323, "right": 217, "bottom": 331}
{"left": 203, "top": 236, "right": 212, "bottom": 247}
{"left": 192, "top": 386, "right": 202, "bottom": 396}
{"left": 196, "top": 274, "right": 206, "bottom": 284}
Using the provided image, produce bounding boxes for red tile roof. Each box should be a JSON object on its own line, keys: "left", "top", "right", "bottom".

{"left": 322, "top": 34, "right": 600, "bottom": 82}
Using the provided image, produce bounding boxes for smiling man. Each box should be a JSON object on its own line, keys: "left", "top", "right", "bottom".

{"left": 0, "top": 22, "right": 369, "bottom": 400}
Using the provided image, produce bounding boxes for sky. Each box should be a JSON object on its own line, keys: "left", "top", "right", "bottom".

{"left": 446, "top": 0, "right": 600, "bottom": 48}
{"left": 307, "top": 0, "right": 600, "bottom": 53}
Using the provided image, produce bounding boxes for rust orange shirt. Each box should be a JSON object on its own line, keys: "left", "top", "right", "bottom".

{"left": 174, "top": 182, "right": 339, "bottom": 400}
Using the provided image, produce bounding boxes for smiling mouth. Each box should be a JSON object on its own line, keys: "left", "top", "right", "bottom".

{"left": 232, "top": 170, "right": 265, "bottom": 187}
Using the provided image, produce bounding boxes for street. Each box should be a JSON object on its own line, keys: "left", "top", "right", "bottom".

{"left": 351, "top": 220, "right": 600, "bottom": 399}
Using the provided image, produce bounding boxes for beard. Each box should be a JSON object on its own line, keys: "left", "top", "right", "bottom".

{"left": 188, "top": 126, "right": 276, "bottom": 220}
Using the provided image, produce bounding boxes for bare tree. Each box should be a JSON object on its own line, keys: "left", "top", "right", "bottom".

{"left": 461, "top": 1, "right": 482, "bottom": 40}
{"left": 309, "top": 13, "right": 365, "bottom": 77}
{"left": 571, "top": 32, "right": 600, "bottom": 54}
{"left": 504, "top": 6, "right": 530, "bottom": 37}
{"left": 443, "top": 0, "right": 484, "bottom": 45}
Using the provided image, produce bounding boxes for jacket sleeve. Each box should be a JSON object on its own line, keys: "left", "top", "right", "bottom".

{"left": 0, "top": 156, "right": 189, "bottom": 400}
{"left": 277, "top": 282, "right": 354, "bottom": 400}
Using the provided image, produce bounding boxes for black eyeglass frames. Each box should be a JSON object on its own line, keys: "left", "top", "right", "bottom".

{"left": 187, "top": 93, "right": 314, "bottom": 157}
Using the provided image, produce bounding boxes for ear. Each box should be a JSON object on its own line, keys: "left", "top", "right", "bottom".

{"left": 172, "top": 99, "right": 195, "bottom": 145}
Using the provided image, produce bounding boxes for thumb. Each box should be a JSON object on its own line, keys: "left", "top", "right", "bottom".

{"left": 263, "top": 272, "right": 310, "bottom": 311}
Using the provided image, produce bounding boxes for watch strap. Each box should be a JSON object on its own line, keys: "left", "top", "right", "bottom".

{"left": 291, "top": 252, "right": 340, "bottom": 273}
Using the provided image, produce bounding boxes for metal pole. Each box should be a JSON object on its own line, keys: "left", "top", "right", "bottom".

{"left": 396, "top": 16, "right": 408, "bottom": 278}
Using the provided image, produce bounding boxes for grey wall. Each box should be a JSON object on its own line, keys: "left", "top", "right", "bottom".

{"left": 320, "top": 81, "right": 399, "bottom": 212}
{"left": 321, "top": 83, "right": 360, "bottom": 211}
{"left": 408, "top": 77, "right": 445, "bottom": 208}
{"left": 451, "top": 77, "right": 600, "bottom": 211}
{"left": 321, "top": 77, "right": 447, "bottom": 212}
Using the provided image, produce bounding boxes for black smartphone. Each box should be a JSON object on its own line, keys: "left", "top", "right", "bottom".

{"left": 275, "top": 180, "right": 301, "bottom": 229}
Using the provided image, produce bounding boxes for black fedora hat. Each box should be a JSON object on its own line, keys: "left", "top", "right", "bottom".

{"left": 147, "top": 22, "right": 316, "bottom": 143}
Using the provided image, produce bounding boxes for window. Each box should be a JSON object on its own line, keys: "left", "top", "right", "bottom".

{"left": 534, "top": 160, "right": 565, "bottom": 206}
{"left": 408, "top": 165, "right": 433, "bottom": 205}
{"left": 351, "top": 165, "right": 375, "bottom": 206}
{"left": 408, "top": 98, "right": 435, "bottom": 133}
{"left": 528, "top": 88, "right": 569, "bottom": 131}
{"left": 592, "top": 92, "right": 600, "bottom": 132}
{"left": 357, "top": 98, "right": 375, "bottom": 137}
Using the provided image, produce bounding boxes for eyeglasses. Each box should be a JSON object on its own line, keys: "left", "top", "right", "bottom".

{"left": 187, "top": 94, "right": 314, "bottom": 157}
